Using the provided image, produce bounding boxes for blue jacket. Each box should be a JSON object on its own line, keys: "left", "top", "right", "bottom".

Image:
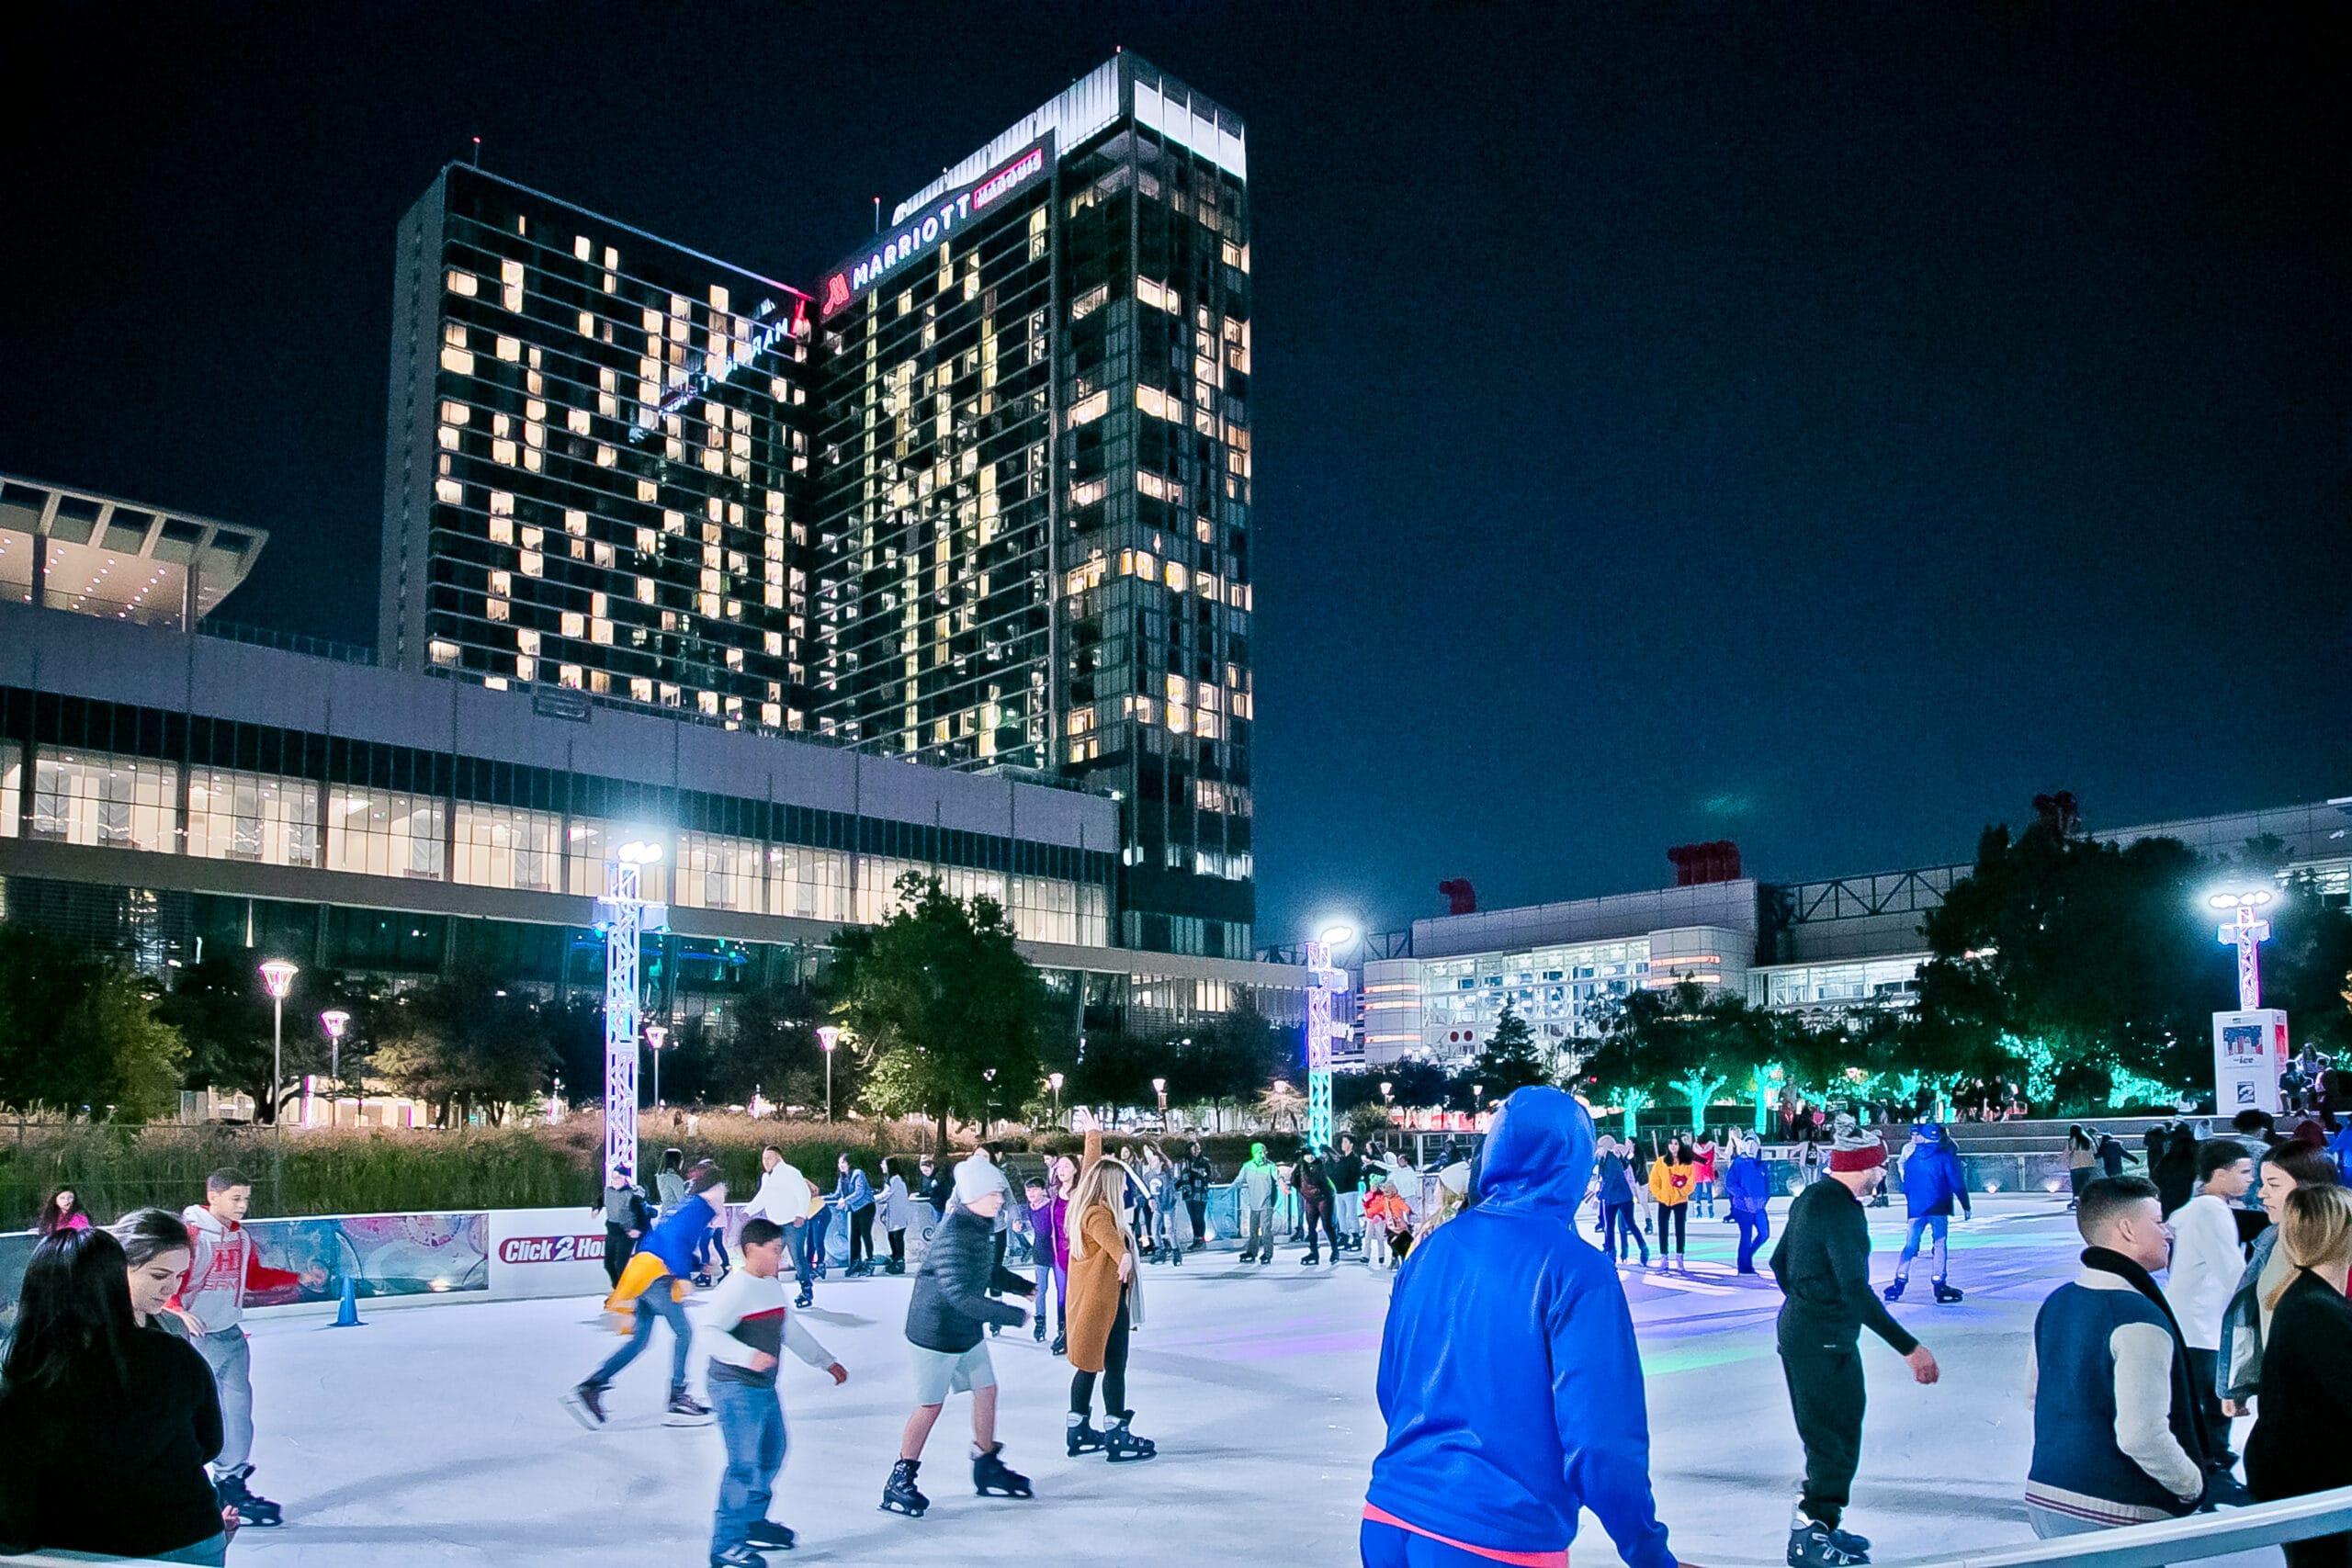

{"left": 1368, "top": 1089, "right": 1675, "bottom": 1568}
{"left": 1724, "top": 1152, "right": 1770, "bottom": 1213}
{"left": 1595, "top": 1150, "right": 1634, "bottom": 1204}
{"left": 642, "top": 1192, "right": 714, "bottom": 1275}
{"left": 831, "top": 1168, "right": 875, "bottom": 1213}
{"left": 1902, "top": 1131, "right": 1971, "bottom": 1220}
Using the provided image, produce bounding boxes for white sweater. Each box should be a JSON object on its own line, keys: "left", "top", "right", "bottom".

{"left": 743, "top": 1163, "right": 811, "bottom": 1226}
{"left": 2163, "top": 1191, "right": 2242, "bottom": 1352}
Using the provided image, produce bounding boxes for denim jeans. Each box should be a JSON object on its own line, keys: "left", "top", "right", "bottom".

{"left": 195, "top": 1326, "right": 254, "bottom": 1472}
{"left": 709, "top": 1375, "right": 786, "bottom": 1557}
{"left": 1894, "top": 1214, "right": 1949, "bottom": 1284}
{"left": 786, "top": 1220, "right": 812, "bottom": 1291}
{"left": 592, "top": 1281, "right": 692, "bottom": 1391}
{"left": 1734, "top": 1205, "right": 1771, "bottom": 1272}
{"left": 1602, "top": 1200, "right": 1646, "bottom": 1262}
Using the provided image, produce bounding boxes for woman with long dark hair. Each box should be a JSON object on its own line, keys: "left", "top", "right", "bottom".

{"left": 0, "top": 1228, "right": 229, "bottom": 1562}
{"left": 34, "top": 1186, "right": 92, "bottom": 1236}
{"left": 114, "top": 1208, "right": 199, "bottom": 1339}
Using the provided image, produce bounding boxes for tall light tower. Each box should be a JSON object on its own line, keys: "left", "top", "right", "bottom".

{"left": 1303, "top": 922, "right": 1354, "bottom": 1150}
{"left": 258, "top": 959, "right": 300, "bottom": 1140}
{"left": 2209, "top": 886, "right": 2289, "bottom": 1116}
{"left": 2211, "top": 889, "right": 2275, "bottom": 1010}
{"left": 597, "top": 838, "right": 666, "bottom": 1187}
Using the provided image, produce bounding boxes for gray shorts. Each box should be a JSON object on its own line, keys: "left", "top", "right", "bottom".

{"left": 909, "top": 1341, "right": 996, "bottom": 1405}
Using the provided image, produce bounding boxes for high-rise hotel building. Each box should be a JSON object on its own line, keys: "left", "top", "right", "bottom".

{"left": 809, "top": 54, "right": 1257, "bottom": 957}
{"left": 380, "top": 56, "right": 1257, "bottom": 959}
{"left": 379, "top": 165, "right": 820, "bottom": 733}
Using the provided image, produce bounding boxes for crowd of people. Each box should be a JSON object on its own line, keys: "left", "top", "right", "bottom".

{"left": 9, "top": 1092, "right": 2352, "bottom": 1568}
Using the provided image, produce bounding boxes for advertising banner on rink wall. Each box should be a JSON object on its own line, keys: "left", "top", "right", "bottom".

{"left": 487, "top": 1207, "right": 616, "bottom": 1300}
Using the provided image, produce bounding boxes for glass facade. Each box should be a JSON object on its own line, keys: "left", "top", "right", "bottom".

{"left": 811, "top": 57, "right": 1257, "bottom": 958}
{"left": 0, "top": 687, "right": 1111, "bottom": 949}
{"left": 1418, "top": 941, "right": 1653, "bottom": 1058}
{"left": 383, "top": 165, "right": 817, "bottom": 734}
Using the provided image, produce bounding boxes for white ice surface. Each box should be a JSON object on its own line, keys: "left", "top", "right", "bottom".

{"left": 226, "top": 1195, "right": 2262, "bottom": 1567}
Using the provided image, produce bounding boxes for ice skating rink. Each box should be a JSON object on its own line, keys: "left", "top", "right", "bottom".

{"left": 229, "top": 1196, "right": 2201, "bottom": 1566}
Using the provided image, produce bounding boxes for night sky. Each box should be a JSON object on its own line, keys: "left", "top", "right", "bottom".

{"left": 5, "top": 4, "right": 2346, "bottom": 946}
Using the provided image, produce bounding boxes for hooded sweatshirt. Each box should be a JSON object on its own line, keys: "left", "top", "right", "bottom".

{"left": 1237, "top": 1145, "right": 1278, "bottom": 1208}
{"left": 175, "top": 1204, "right": 302, "bottom": 1335}
{"left": 1902, "top": 1127, "right": 1972, "bottom": 1221}
{"left": 1367, "top": 1089, "right": 1676, "bottom": 1568}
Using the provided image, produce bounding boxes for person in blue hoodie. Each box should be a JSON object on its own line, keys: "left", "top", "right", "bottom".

{"left": 1363, "top": 1087, "right": 1679, "bottom": 1568}
{"left": 1725, "top": 1132, "right": 1774, "bottom": 1274}
{"left": 1883, "top": 1122, "right": 1971, "bottom": 1304}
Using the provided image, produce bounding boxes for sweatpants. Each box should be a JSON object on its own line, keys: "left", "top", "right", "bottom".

{"left": 196, "top": 1326, "right": 255, "bottom": 1472}
{"left": 1242, "top": 1205, "right": 1274, "bottom": 1259}
{"left": 1780, "top": 1337, "right": 1866, "bottom": 1529}
{"left": 1360, "top": 1516, "right": 1565, "bottom": 1567}
{"left": 1734, "top": 1206, "right": 1771, "bottom": 1273}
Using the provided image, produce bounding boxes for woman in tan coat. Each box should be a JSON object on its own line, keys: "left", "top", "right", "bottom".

{"left": 1063, "top": 1154, "right": 1156, "bottom": 1461}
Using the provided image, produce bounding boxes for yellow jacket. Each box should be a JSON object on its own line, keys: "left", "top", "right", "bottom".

{"left": 1648, "top": 1158, "right": 1694, "bottom": 1206}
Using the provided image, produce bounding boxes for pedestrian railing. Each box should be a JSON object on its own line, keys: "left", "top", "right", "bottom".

{"left": 1884, "top": 1485, "right": 2352, "bottom": 1568}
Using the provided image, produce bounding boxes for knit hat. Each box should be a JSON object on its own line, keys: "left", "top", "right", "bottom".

{"left": 952, "top": 1151, "right": 1008, "bottom": 1206}
{"left": 1826, "top": 1114, "right": 1886, "bottom": 1173}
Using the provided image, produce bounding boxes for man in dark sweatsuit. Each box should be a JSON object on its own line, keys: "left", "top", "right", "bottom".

{"left": 1770, "top": 1118, "right": 1940, "bottom": 1568}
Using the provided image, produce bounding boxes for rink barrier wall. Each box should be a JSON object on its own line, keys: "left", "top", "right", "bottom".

{"left": 1893, "top": 1484, "right": 2352, "bottom": 1568}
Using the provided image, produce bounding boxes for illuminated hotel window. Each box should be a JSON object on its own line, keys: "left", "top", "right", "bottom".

{"left": 187, "top": 767, "right": 319, "bottom": 867}
{"left": 327, "top": 789, "right": 446, "bottom": 880}
{"left": 453, "top": 803, "right": 560, "bottom": 892}
{"left": 29, "top": 748, "right": 178, "bottom": 852}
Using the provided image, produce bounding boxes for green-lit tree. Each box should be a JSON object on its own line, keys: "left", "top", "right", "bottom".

{"left": 831, "top": 874, "right": 1047, "bottom": 1150}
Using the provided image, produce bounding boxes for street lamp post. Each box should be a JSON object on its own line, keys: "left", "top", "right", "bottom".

{"left": 1047, "top": 1071, "right": 1065, "bottom": 1130}
{"left": 319, "top": 1010, "right": 351, "bottom": 1129}
{"left": 817, "top": 1026, "right": 841, "bottom": 1122}
{"left": 645, "top": 1024, "right": 668, "bottom": 1109}
{"left": 1154, "top": 1077, "right": 1168, "bottom": 1129}
{"left": 258, "top": 960, "right": 300, "bottom": 1140}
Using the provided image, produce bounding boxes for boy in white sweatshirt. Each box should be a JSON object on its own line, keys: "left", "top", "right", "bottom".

{"left": 2161, "top": 1137, "right": 2254, "bottom": 1468}
{"left": 698, "top": 1216, "right": 847, "bottom": 1567}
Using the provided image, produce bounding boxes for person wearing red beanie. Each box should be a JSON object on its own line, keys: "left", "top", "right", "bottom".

{"left": 1770, "top": 1118, "right": 1940, "bottom": 1568}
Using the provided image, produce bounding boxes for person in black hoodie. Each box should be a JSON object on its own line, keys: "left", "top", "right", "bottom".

{"left": 2245, "top": 1184, "right": 2352, "bottom": 1568}
{"left": 1177, "top": 1142, "right": 1215, "bottom": 1251}
{"left": 1330, "top": 1135, "right": 1365, "bottom": 1253}
{"left": 1295, "top": 1147, "right": 1341, "bottom": 1265}
{"left": 0, "top": 1228, "right": 229, "bottom": 1564}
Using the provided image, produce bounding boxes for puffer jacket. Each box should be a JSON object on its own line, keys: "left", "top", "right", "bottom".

{"left": 1367, "top": 1089, "right": 1675, "bottom": 1568}
{"left": 904, "top": 1203, "right": 1031, "bottom": 1353}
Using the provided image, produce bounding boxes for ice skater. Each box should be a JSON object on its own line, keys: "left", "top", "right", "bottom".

{"left": 1236, "top": 1142, "right": 1279, "bottom": 1263}
{"left": 1595, "top": 1134, "right": 1647, "bottom": 1265}
{"left": 567, "top": 1162, "right": 728, "bottom": 1427}
{"left": 1026, "top": 1175, "right": 1069, "bottom": 1347}
{"left": 1726, "top": 1131, "right": 1773, "bottom": 1274}
{"left": 698, "top": 1217, "right": 848, "bottom": 1567}
{"left": 1771, "top": 1117, "right": 1939, "bottom": 1568}
{"left": 1064, "top": 1152, "right": 1156, "bottom": 1461}
{"left": 1364, "top": 1088, "right": 1679, "bottom": 1568}
{"left": 880, "top": 1153, "right": 1036, "bottom": 1517}
{"left": 1884, "top": 1121, "right": 1971, "bottom": 1304}
{"left": 741, "top": 1145, "right": 815, "bottom": 1307}
{"left": 179, "top": 1167, "right": 323, "bottom": 1528}
{"left": 597, "top": 1161, "right": 651, "bottom": 1290}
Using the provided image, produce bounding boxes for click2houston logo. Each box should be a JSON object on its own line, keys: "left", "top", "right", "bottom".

{"left": 498, "top": 1235, "right": 605, "bottom": 1265}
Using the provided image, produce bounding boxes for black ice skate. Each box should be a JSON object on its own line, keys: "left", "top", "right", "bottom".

{"left": 879, "top": 1458, "right": 929, "bottom": 1517}
{"left": 1033, "top": 1316, "right": 1046, "bottom": 1342}
{"left": 1933, "top": 1281, "right": 1963, "bottom": 1303}
{"left": 562, "top": 1381, "right": 609, "bottom": 1429}
{"left": 1788, "top": 1519, "right": 1867, "bottom": 1568}
{"left": 972, "top": 1441, "right": 1033, "bottom": 1497}
{"left": 793, "top": 1287, "right": 813, "bottom": 1309}
{"left": 1050, "top": 1331, "right": 1067, "bottom": 1356}
{"left": 709, "top": 1547, "right": 766, "bottom": 1568}
{"left": 665, "top": 1386, "right": 713, "bottom": 1426}
{"left": 1066, "top": 1414, "right": 1107, "bottom": 1456}
{"left": 214, "top": 1465, "right": 283, "bottom": 1527}
{"left": 1882, "top": 1279, "right": 1907, "bottom": 1303}
{"left": 1103, "top": 1412, "right": 1157, "bottom": 1462}
{"left": 745, "top": 1519, "right": 797, "bottom": 1551}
